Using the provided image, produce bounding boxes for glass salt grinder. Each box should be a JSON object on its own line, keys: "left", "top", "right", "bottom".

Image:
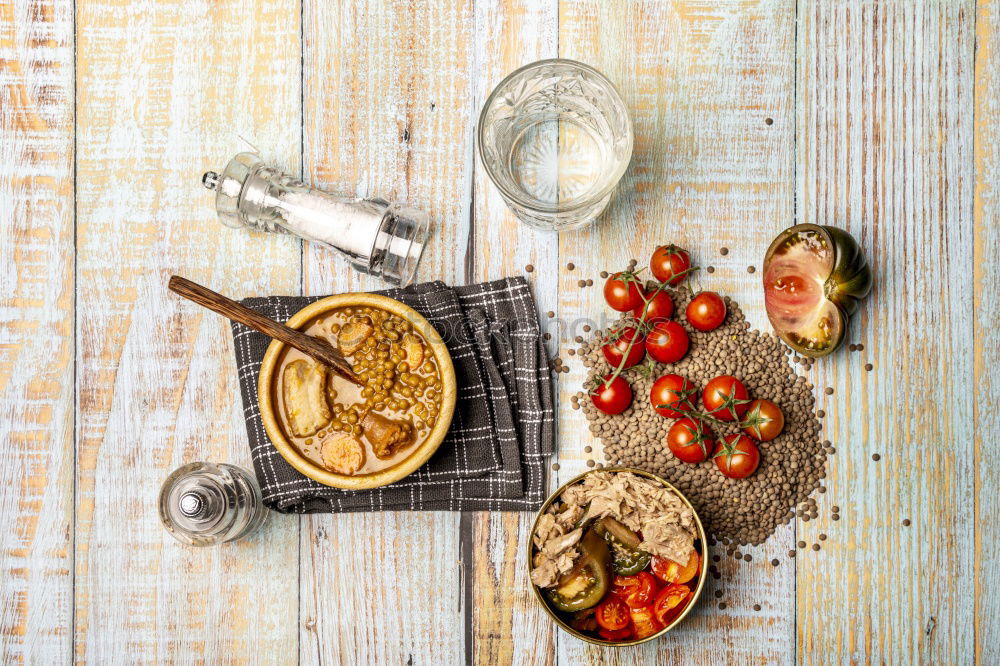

{"left": 158, "top": 462, "right": 268, "bottom": 547}
{"left": 202, "top": 152, "right": 429, "bottom": 287}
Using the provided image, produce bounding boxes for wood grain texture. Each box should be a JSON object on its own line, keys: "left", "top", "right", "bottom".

{"left": 468, "top": 1, "right": 558, "bottom": 664}
{"left": 794, "top": 1, "right": 976, "bottom": 663}
{"left": 974, "top": 0, "right": 1000, "bottom": 662}
{"left": 299, "top": 2, "right": 473, "bottom": 663}
{"left": 74, "top": 0, "right": 302, "bottom": 661}
{"left": 554, "top": 1, "right": 798, "bottom": 663}
{"left": 0, "top": 0, "right": 75, "bottom": 662}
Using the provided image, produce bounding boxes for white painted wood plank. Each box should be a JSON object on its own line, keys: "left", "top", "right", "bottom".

{"left": 299, "top": 2, "right": 473, "bottom": 663}
{"left": 973, "top": 0, "right": 999, "bottom": 662}
{"left": 554, "top": 1, "right": 798, "bottom": 663}
{"left": 74, "top": 1, "right": 302, "bottom": 660}
{"left": 467, "top": 0, "right": 559, "bottom": 663}
{"left": 794, "top": 1, "right": 976, "bottom": 663}
{"left": 0, "top": 0, "right": 75, "bottom": 662}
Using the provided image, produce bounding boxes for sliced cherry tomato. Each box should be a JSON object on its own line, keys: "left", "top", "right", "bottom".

{"left": 650, "top": 374, "right": 696, "bottom": 418}
{"left": 601, "top": 327, "right": 646, "bottom": 369}
{"left": 645, "top": 320, "right": 689, "bottom": 363}
{"left": 702, "top": 375, "right": 750, "bottom": 421}
{"left": 651, "top": 551, "right": 700, "bottom": 585}
{"left": 666, "top": 418, "right": 714, "bottom": 464}
{"left": 652, "top": 584, "right": 692, "bottom": 626}
{"left": 632, "top": 289, "right": 674, "bottom": 323}
{"left": 595, "top": 596, "right": 630, "bottom": 631}
{"left": 590, "top": 374, "right": 633, "bottom": 415}
{"left": 686, "top": 291, "right": 727, "bottom": 331}
{"left": 714, "top": 434, "right": 761, "bottom": 479}
{"left": 629, "top": 604, "right": 665, "bottom": 639}
{"left": 741, "top": 398, "right": 785, "bottom": 441}
{"left": 604, "top": 272, "right": 647, "bottom": 312}
{"left": 598, "top": 625, "right": 634, "bottom": 641}
{"left": 650, "top": 244, "right": 692, "bottom": 286}
{"left": 610, "top": 571, "right": 660, "bottom": 609}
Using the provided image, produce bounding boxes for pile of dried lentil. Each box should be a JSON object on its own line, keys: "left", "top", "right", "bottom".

{"left": 574, "top": 286, "right": 826, "bottom": 546}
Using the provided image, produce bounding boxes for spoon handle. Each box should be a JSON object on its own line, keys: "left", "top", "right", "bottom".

{"left": 168, "top": 275, "right": 361, "bottom": 385}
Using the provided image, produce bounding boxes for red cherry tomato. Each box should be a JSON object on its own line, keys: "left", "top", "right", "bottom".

{"left": 714, "top": 434, "right": 760, "bottom": 479}
{"left": 591, "top": 374, "right": 633, "bottom": 415}
{"left": 644, "top": 320, "right": 689, "bottom": 364}
{"left": 702, "top": 375, "right": 750, "bottom": 421}
{"left": 650, "top": 374, "right": 696, "bottom": 418}
{"left": 604, "top": 272, "right": 647, "bottom": 312}
{"left": 611, "top": 571, "right": 660, "bottom": 609}
{"left": 632, "top": 289, "right": 674, "bottom": 323}
{"left": 686, "top": 291, "right": 727, "bottom": 331}
{"left": 602, "top": 327, "right": 646, "bottom": 369}
{"left": 651, "top": 551, "right": 700, "bottom": 585}
{"left": 598, "top": 625, "right": 634, "bottom": 641}
{"left": 629, "top": 604, "right": 665, "bottom": 639}
{"left": 666, "top": 418, "right": 714, "bottom": 463}
{"left": 650, "top": 244, "right": 692, "bottom": 286}
{"left": 595, "top": 596, "right": 630, "bottom": 631}
{"left": 652, "top": 584, "right": 692, "bottom": 626}
{"left": 741, "top": 398, "right": 785, "bottom": 441}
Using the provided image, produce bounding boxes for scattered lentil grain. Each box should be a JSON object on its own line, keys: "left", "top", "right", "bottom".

{"left": 718, "top": 602, "right": 727, "bottom": 610}
{"left": 747, "top": 265, "right": 756, "bottom": 273}
{"left": 902, "top": 519, "right": 911, "bottom": 527}
{"left": 583, "top": 325, "right": 592, "bottom": 332}
{"left": 832, "top": 514, "right": 840, "bottom": 521}
{"left": 600, "top": 271, "right": 609, "bottom": 279}
{"left": 551, "top": 463, "right": 560, "bottom": 471}
{"left": 547, "top": 311, "right": 555, "bottom": 318}
{"left": 819, "top": 533, "right": 827, "bottom": 541}
{"left": 720, "top": 247, "right": 729, "bottom": 256}
{"left": 771, "top": 559, "right": 779, "bottom": 567}
{"left": 865, "top": 363, "right": 874, "bottom": 371}
{"left": 812, "top": 544, "right": 820, "bottom": 551}
{"left": 872, "top": 453, "right": 880, "bottom": 461}
{"left": 587, "top": 279, "right": 594, "bottom": 286}
{"left": 525, "top": 264, "right": 534, "bottom": 272}
{"left": 577, "top": 279, "right": 586, "bottom": 287}
{"left": 715, "top": 590, "right": 723, "bottom": 599}
{"left": 856, "top": 344, "right": 865, "bottom": 351}
{"left": 765, "top": 118, "right": 774, "bottom": 125}
{"left": 567, "top": 262, "right": 575, "bottom": 271}
{"left": 825, "top": 387, "right": 834, "bottom": 395}
{"left": 707, "top": 266, "right": 715, "bottom": 274}
{"left": 586, "top": 459, "right": 595, "bottom": 467}
{"left": 817, "top": 410, "right": 825, "bottom": 418}
{"left": 754, "top": 603, "right": 762, "bottom": 611}
{"left": 798, "top": 541, "right": 806, "bottom": 549}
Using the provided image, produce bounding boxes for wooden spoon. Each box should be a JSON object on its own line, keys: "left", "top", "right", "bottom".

{"left": 168, "top": 275, "right": 361, "bottom": 386}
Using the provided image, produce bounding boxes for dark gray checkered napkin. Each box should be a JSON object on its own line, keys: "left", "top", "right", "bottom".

{"left": 230, "top": 277, "right": 553, "bottom": 513}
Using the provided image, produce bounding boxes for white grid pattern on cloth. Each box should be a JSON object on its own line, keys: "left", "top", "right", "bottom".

{"left": 230, "top": 278, "right": 553, "bottom": 513}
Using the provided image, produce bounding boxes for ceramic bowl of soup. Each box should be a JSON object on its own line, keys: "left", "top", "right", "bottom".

{"left": 258, "top": 293, "right": 457, "bottom": 489}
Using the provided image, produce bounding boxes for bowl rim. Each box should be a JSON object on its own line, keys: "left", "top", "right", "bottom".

{"left": 526, "top": 466, "right": 708, "bottom": 647}
{"left": 257, "top": 293, "right": 457, "bottom": 490}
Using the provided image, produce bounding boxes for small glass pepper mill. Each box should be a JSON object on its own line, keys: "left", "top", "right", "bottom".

{"left": 202, "top": 152, "right": 429, "bottom": 287}
{"left": 158, "top": 462, "right": 268, "bottom": 547}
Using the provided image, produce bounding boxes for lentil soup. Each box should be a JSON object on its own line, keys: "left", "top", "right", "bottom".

{"left": 274, "top": 304, "right": 444, "bottom": 476}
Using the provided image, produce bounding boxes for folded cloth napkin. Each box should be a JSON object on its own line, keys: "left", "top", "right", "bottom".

{"left": 230, "top": 277, "right": 554, "bottom": 513}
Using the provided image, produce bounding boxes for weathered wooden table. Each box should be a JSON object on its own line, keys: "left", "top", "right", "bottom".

{"left": 3, "top": 0, "right": 997, "bottom": 663}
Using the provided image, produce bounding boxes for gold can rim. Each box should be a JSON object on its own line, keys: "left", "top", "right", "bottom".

{"left": 526, "top": 466, "right": 708, "bottom": 647}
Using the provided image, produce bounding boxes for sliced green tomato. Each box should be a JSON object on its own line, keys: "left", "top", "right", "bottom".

{"left": 763, "top": 224, "right": 870, "bottom": 357}
{"left": 545, "top": 529, "right": 610, "bottom": 612}
{"left": 609, "top": 539, "right": 652, "bottom": 575}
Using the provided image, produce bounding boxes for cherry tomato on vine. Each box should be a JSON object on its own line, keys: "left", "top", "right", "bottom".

{"left": 604, "top": 272, "right": 647, "bottom": 312}
{"left": 741, "top": 398, "right": 785, "bottom": 441}
{"left": 701, "top": 375, "right": 750, "bottom": 421}
{"left": 666, "top": 418, "right": 714, "bottom": 464}
{"left": 591, "top": 374, "right": 633, "bottom": 415}
{"left": 714, "top": 434, "right": 760, "bottom": 479}
{"left": 650, "top": 244, "right": 693, "bottom": 286}
{"left": 686, "top": 291, "right": 726, "bottom": 331}
{"left": 650, "top": 374, "right": 696, "bottom": 418}
{"left": 602, "top": 327, "right": 646, "bottom": 369}
{"left": 632, "top": 289, "right": 674, "bottom": 323}
{"left": 645, "top": 320, "right": 689, "bottom": 363}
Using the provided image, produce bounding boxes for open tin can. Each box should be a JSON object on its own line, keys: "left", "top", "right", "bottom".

{"left": 526, "top": 467, "right": 708, "bottom": 646}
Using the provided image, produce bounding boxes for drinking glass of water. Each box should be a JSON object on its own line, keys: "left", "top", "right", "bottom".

{"left": 477, "top": 59, "right": 633, "bottom": 231}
